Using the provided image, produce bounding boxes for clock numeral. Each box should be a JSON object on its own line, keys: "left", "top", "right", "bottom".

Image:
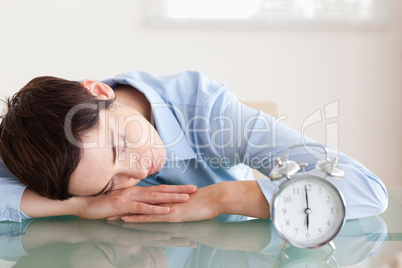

{"left": 306, "top": 232, "right": 310, "bottom": 238}
{"left": 283, "top": 196, "right": 292, "bottom": 203}
{"left": 318, "top": 228, "right": 322, "bottom": 235}
{"left": 286, "top": 220, "right": 290, "bottom": 226}
{"left": 282, "top": 208, "right": 287, "bottom": 214}
{"left": 326, "top": 196, "right": 331, "bottom": 203}
{"left": 330, "top": 207, "right": 334, "bottom": 214}
{"left": 293, "top": 188, "right": 299, "bottom": 195}
{"left": 326, "top": 220, "right": 331, "bottom": 226}
{"left": 306, "top": 184, "right": 312, "bottom": 191}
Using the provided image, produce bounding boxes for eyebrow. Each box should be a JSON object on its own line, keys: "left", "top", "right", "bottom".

{"left": 92, "top": 129, "right": 116, "bottom": 197}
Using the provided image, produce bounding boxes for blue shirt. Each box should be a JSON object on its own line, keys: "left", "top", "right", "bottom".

{"left": 0, "top": 71, "right": 388, "bottom": 222}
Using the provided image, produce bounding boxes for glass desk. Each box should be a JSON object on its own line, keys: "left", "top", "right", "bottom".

{"left": 0, "top": 187, "right": 401, "bottom": 268}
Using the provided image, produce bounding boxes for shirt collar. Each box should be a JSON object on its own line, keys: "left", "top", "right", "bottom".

{"left": 102, "top": 76, "right": 196, "bottom": 161}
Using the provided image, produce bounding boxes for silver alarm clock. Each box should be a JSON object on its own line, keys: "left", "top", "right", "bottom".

{"left": 269, "top": 143, "right": 346, "bottom": 250}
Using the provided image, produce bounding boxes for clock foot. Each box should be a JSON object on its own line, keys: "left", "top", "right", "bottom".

{"left": 325, "top": 241, "right": 336, "bottom": 263}
{"left": 328, "top": 240, "right": 336, "bottom": 251}
{"left": 280, "top": 241, "right": 287, "bottom": 250}
{"left": 280, "top": 242, "right": 289, "bottom": 260}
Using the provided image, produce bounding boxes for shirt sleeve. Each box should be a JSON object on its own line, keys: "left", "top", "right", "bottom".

{"left": 201, "top": 84, "right": 388, "bottom": 220}
{"left": 0, "top": 177, "right": 28, "bottom": 222}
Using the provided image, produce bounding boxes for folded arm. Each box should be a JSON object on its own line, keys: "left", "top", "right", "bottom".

{"left": 22, "top": 185, "right": 196, "bottom": 220}
{"left": 0, "top": 175, "right": 196, "bottom": 222}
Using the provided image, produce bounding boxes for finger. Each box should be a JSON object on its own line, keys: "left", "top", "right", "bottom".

{"left": 143, "top": 184, "right": 197, "bottom": 194}
{"left": 133, "top": 192, "right": 189, "bottom": 204}
{"left": 126, "top": 203, "right": 171, "bottom": 215}
{"left": 106, "top": 216, "right": 122, "bottom": 221}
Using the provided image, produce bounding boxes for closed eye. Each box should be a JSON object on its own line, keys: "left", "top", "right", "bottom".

{"left": 121, "top": 135, "right": 128, "bottom": 154}
{"left": 104, "top": 180, "right": 115, "bottom": 195}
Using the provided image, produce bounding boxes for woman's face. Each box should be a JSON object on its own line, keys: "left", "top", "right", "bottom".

{"left": 68, "top": 98, "right": 167, "bottom": 196}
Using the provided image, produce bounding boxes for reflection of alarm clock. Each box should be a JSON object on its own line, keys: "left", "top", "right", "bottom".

{"left": 273, "top": 246, "right": 338, "bottom": 268}
{"left": 269, "top": 144, "right": 346, "bottom": 249}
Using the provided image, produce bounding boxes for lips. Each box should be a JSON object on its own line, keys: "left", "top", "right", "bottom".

{"left": 147, "top": 149, "right": 155, "bottom": 176}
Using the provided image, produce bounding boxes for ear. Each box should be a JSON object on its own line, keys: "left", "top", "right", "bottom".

{"left": 80, "top": 79, "right": 115, "bottom": 100}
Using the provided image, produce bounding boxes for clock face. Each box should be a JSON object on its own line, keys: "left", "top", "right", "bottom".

{"left": 272, "top": 174, "right": 346, "bottom": 249}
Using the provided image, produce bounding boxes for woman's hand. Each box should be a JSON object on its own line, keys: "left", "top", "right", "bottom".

{"left": 120, "top": 183, "right": 223, "bottom": 223}
{"left": 74, "top": 184, "right": 197, "bottom": 220}
{"left": 119, "top": 181, "right": 270, "bottom": 223}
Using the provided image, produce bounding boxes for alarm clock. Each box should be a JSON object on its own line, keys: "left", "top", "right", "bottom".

{"left": 269, "top": 143, "right": 346, "bottom": 250}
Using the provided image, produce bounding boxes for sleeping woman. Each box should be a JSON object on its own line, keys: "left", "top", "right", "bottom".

{"left": 0, "top": 71, "right": 387, "bottom": 222}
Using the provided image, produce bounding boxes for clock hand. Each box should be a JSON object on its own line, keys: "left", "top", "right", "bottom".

{"left": 305, "top": 185, "right": 310, "bottom": 230}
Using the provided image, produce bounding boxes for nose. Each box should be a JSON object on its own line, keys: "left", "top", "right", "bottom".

{"left": 118, "top": 152, "right": 151, "bottom": 178}
{"left": 114, "top": 174, "right": 143, "bottom": 190}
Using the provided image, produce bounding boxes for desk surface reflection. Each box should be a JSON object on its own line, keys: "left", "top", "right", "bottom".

{"left": 0, "top": 187, "right": 401, "bottom": 268}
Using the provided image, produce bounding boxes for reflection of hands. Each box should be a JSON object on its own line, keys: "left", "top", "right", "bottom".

{"left": 74, "top": 184, "right": 196, "bottom": 220}
{"left": 21, "top": 217, "right": 195, "bottom": 251}
{"left": 70, "top": 242, "right": 170, "bottom": 268}
{"left": 20, "top": 217, "right": 196, "bottom": 268}
{"left": 18, "top": 217, "right": 271, "bottom": 268}
{"left": 109, "top": 218, "right": 272, "bottom": 252}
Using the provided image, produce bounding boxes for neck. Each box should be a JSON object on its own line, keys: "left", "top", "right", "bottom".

{"left": 113, "top": 84, "right": 152, "bottom": 123}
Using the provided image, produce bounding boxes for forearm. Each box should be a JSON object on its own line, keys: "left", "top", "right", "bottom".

{"left": 219, "top": 181, "right": 270, "bottom": 219}
{"left": 21, "top": 185, "right": 196, "bottom": 220}
{"left": 20, "top": 188, "right": 81, "bottom": 218}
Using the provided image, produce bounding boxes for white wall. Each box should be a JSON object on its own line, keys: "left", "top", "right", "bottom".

{"left": 0, "top": 0, "right": 401, "bottom": 186}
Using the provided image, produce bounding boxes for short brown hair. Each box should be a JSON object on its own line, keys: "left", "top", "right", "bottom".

{"left": 0, "top": 76, "right": 114, "bottom": 200}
